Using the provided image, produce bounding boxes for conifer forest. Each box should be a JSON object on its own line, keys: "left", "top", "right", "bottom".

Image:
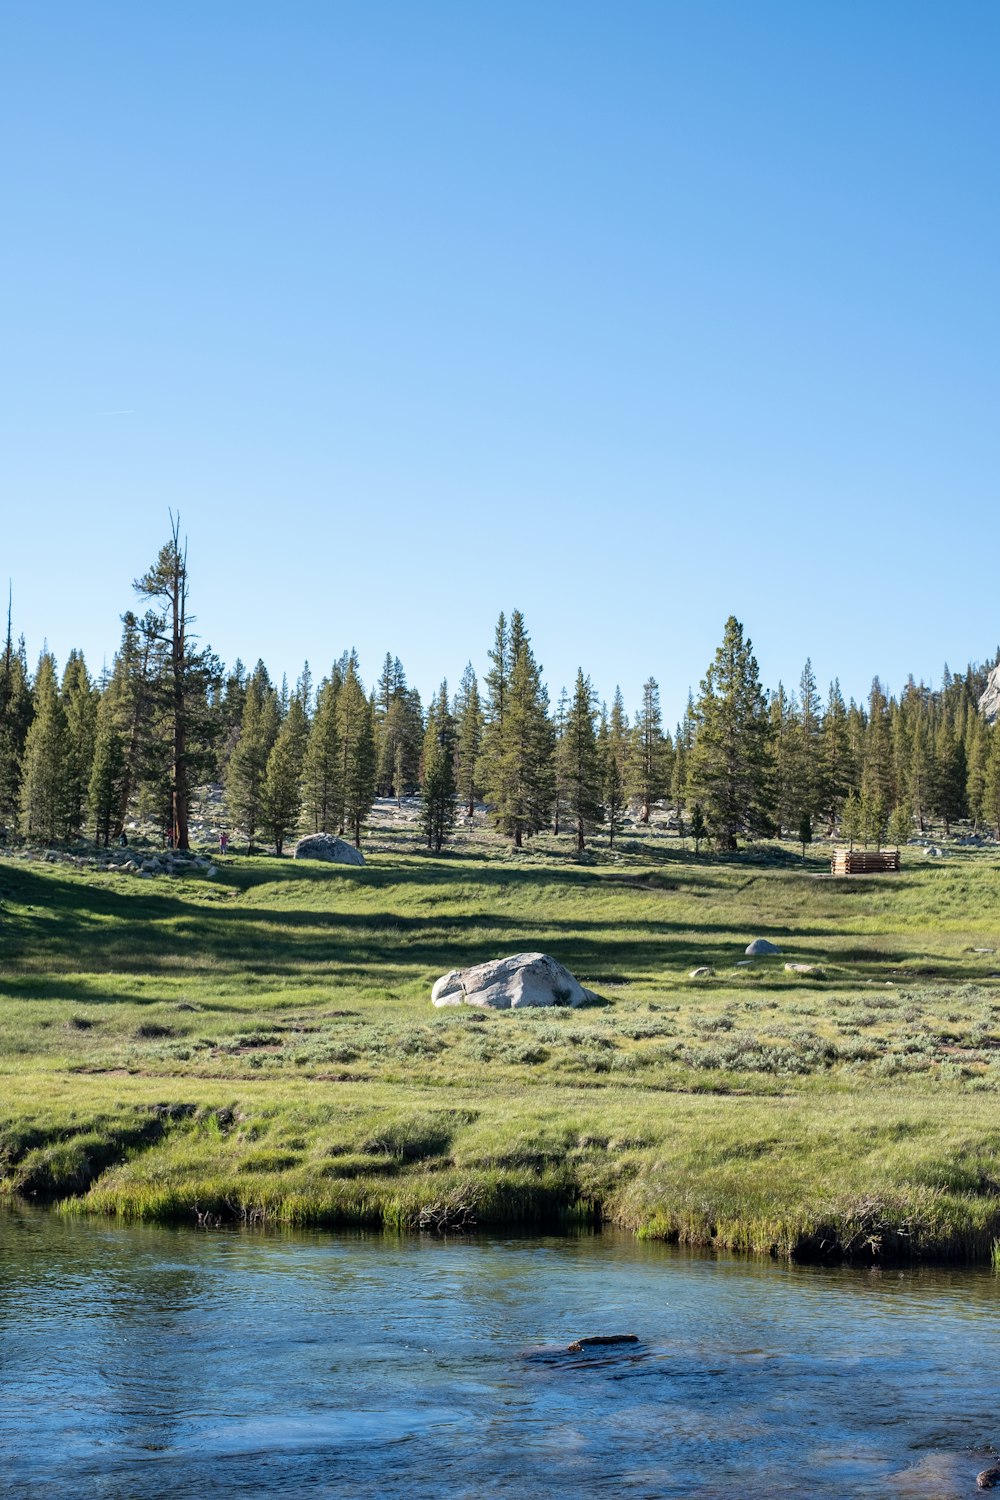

{"left": 3, "top": 519, "right": 1000, "bottom": 857}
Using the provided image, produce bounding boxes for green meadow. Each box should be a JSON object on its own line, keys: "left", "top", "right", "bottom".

{"left": 2, "top": 827, "right": 1000, "bottom": 1263}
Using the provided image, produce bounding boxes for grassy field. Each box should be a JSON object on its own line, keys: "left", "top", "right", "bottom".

{"left": 2, "top": 816, "right": 1000, "bottom": 1263}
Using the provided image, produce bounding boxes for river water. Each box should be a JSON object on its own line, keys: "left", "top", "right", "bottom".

{"left": 1, "top": 1207, "right": 997, "bottom": 1497}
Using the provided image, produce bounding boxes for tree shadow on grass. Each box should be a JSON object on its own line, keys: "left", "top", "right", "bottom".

{"left": 0, "top": 860, "right": 970, "bottom": 1000}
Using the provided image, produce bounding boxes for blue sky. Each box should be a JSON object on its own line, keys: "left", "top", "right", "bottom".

{"left": 2, "top": 1, "right": 998, "bottom": 724}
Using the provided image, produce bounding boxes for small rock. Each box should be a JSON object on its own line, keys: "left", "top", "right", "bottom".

{"left": 745, "top": 939, "right": 781, "bottom": 956}
{"left": 689, "top": 966, "right": 713, "bottom": 979}
{"left": 977, "top": 1465, "right": 1000, "bottom": 1490}
{"left": 207, "top": 866, "right": 218, "bottom": 878}
{"left": 784, "top": 963, "right": 815, "bottom": 974}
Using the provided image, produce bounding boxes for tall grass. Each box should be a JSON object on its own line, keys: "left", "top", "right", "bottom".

{"left": 2, "top": 838, "right": 1000, "bottom": 1262}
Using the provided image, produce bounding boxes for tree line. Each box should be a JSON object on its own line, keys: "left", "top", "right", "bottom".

{"left": 3, "top": 523, "right": 1000, "bottom": 855}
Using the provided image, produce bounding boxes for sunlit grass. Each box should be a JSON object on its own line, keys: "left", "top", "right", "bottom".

{"left": 2, "top": 833, "right": 1000, "bottom": 1261}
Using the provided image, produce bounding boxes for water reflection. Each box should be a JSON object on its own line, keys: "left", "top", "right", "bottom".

{"left": 1, "top": 1206, "right": 998, "bottom": 1497}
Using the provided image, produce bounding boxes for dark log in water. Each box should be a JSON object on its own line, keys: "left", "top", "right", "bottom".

{"left": 566, "top": 1334, "right": 639, "bottom": 1352}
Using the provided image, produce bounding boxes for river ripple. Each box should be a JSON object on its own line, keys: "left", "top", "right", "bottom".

{"left": 1, "top": 1208, "right": 998, "bottom": 1497}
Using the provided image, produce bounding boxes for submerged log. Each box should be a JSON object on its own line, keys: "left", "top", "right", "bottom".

{"left": 566, "top": 1334, "right": 639, "bottom": 1353}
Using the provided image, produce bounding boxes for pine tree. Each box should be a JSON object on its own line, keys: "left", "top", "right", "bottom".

{"left": 798, "top": 811, "right": 812, "bottom": 859}
{"left": 0, "top": 597, "right": 33, "bottom": 832}
{"left": 217, "top": 658, "right": 248, "bottom": 776}
{"left": 886, "top": 801, "right": 911, "bottom": 850}
{"left": 860, "top": 787, "right": 888, "bottom": 849}
{"left": 769, "top": 683, "right": 797, "bottom": 837}
{"left": 797, "top": 659, "right": 822, "bottom": 818}
{"left": 133, "top": 513, "right": 201, "bottom": 849}
{"left": 295, "top": 661, "right": 313, "bottom": 716}
{"left": 840, "top": 789, "right": 862, "bottom": 849}
{"left": 690, "top": 801, "right": 707, "bottom": 855}
{"left": 262, "top": 698, "right": 307, "bottom": 854}
{"left": 226, "top": 664, "right": 279, "bottom": 851}
{"left": 454, "top": 662, "right": 483, "bottom": 817}
{"left": 301, "top": 676, "right": 340, "bottom": 833}
{"left": 908, "top": 707, "right": 932, "bottom": 832}
{"left": 819, "top": 680, "right": 852, "bottom": 830}
{"left": 420, "top": 682, "right": 457, "bottom": 852}
{"left": 983, "top": 729, "right": 1000, "bottom": 839}
{"left": 602, "top": 687, "right": 629, "bottom": 849}
{"left": 930, "top": 717, "right": 967, "bottom": 834}
{"left": 552, "top": 685, "right": 570, "bottom": 836}
{"left": 104, "top": 611, "right": 164, "bottom": 840}
{"left": 61, "top": 651, "right": 98, "bottom": 838}
{"left": 19, "top": 652, "right": 68, "bottom": 842}
{"left": 561, "top": 669, "right": 603, "bottom": 852}
{"left": 88, "top": 687, "right": 127, "bottom": 847}
{"left": 482, "top": 610, "right": 554, "bottom": 847}
{"left": 687, "top": 617, "right": 774, "bottom": 849}
{"left": 627, "top": 677, "right": 668, "bottom": 823}
{"left": 966, "top": 716, "right": 988, "bottom": 831}
{"left": 672, "top": 692, "right": 695, "bottom": 816}
{"left": 861, "top": 677, "right": 894, "bottom": 815}
{"left": 479, "top": 611, "right": 509, "bottom": 803}
{"left": 337, "top": 659, "right": 377, "bottom": 847}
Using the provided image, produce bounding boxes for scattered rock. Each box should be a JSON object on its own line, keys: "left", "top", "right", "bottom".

{"left": 431, "top": 952, "right": 596, "bottom": 1009}
{"left": 293, "top": 833, "right": 365, "bottom": 866}
{"left": 977, "top": 1464, "right": 1000, "bottom": 1490}
{"left": 925, "top": 846, "right": 945, "bottom": 858}
{"left": 745, "top": 939, "right": 781, "bottom": 956}
{"left": 784, "top": 962, "right": 816, "bottom": 974}
{"left": 689, "top": 966, "right": 714, "bottom": 978}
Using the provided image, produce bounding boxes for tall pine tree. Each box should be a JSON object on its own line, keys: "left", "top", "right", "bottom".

{"left": 561, "top": 669, "right": 603, "bottom": 851}
{"left": 687, "top": 617, "right": 773, "bottom": 849}
{"left": 19, "top": 653, "right": 68, "bottom": 842}
{"left": 421, "top": 682, "right": 457, "bottom": 852}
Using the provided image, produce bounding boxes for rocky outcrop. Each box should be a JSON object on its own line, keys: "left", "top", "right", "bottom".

{"left": 293, "top": 833, "right": 365, "bottom": 865}
{"left": 431, "top": 952, "right": 596, "bottom": 1009}
{"left": 979, "top": 664, "right": 1000, "bottom": 725}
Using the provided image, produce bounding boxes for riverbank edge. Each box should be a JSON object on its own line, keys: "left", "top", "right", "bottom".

{"left": 4, "top": 1113, "right": 999, "bottom": 1268}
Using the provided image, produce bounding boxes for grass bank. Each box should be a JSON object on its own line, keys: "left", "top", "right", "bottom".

{"left": 2, "top": 827, "right": 1000, "bottom": 1263}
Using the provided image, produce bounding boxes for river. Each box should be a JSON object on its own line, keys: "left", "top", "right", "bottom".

{"left": 1, "top": 1207, "right": 997, "bottom": 1497}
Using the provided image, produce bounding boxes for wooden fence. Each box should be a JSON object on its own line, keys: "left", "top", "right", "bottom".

{"left": 831, "top": 849, "right": 901, "bottom": 876}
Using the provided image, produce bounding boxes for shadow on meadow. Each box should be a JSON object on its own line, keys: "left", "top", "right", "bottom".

{"left": 0, "top": 857, "right": 967, "bottom": 1003}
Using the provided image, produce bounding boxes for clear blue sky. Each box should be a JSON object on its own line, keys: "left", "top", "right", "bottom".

{"left": 2, "top": 1, "right": 998, "bottom": 724}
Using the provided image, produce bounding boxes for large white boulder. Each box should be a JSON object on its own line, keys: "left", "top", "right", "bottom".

{"left": 980, "top": 664, "right": 1000, "bottom": 725}
{"left": 293, "top": 833, "right": 365, "bottom": 865}
{"left": 431, "top": 952, "right": 595, "bottom": 1009}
